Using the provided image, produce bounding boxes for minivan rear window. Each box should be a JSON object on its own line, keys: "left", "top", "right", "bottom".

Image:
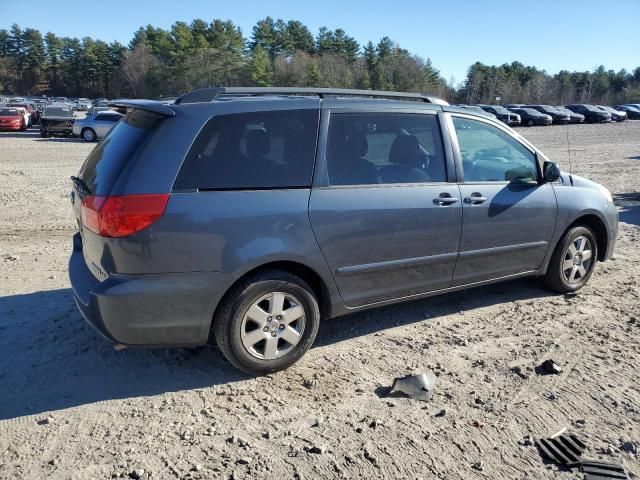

{"left": 174, "top": 109, "right": 319, "bottom": 191}
{"left": 78, "top": 109, "right": 162, "bottom": 195}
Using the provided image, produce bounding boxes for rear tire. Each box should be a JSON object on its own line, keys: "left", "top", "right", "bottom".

{"left": 527, "top": 119, "right": 534, "bottom": 127}
{"left": 543, "top": 226, "right": 598, "bottom": 293}
{"left": 213, "top": 270, "right": 320, "bottom": 375}
{"left": 40, "top": 130, "right": 48, "bottom": 137}
{"left": 81, "top": 128, "right": 96, "bottom": 142}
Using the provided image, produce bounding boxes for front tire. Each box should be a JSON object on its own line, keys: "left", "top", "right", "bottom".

{"left": 543, "top": 226, "right": 598, "bottom": 293}
{"left": 81, "top": 128, "right": 97, "bottom": 142}
{"left": 213, "top": 270, "right": 320, "bottom": 375}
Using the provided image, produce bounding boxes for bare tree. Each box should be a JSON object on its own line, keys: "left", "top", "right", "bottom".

{"left": 122, "top": 43, "right": 156, "bottom": 97}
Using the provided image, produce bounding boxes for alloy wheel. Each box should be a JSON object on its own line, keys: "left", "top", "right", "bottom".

{"left": 240, "top": 291, "right": 306, "bottom": 360}
{"left": 561, "top": 235, "right": 593, "bottom": 284}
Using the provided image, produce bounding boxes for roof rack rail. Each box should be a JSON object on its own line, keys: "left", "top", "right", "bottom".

{"left": 174, "top": 87, "right": 448, "bottom": 106}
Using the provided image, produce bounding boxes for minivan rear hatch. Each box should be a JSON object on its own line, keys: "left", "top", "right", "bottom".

{"left": 71, "top": 104, "right": 171, "bottom": 280}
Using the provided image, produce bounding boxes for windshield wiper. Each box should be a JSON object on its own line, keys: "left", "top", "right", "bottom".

{"left": 70, "top": 176, "right": 91, "bottom": 195}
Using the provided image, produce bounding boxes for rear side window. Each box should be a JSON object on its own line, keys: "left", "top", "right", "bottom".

{"left": 78, "top": 110, "right": 162, "bottom": 195}
{"left": 325, "top": 112, "right": 446, "bottom": 186}
{"left": 174, "top": 109, "right": 319, "bottom": 191}
{"left": 95, "top": 114, "right": 121, "bottom": 122}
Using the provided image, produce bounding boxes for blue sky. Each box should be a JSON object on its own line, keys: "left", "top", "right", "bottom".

{"left": 2, "top": 0, "right": 639, "bottom": 84}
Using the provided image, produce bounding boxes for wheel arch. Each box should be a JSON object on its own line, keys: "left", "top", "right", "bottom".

{"left": 207, "top": 260, "right": 332, "bottom": 343}
{"left": 566, "top": 213, "right": 608, "bottom": 261}
{"left": 81, "top": 126, "right": 95, "bottom": 137}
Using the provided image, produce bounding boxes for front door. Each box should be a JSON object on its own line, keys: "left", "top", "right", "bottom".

{"left": 309, "top": 110, "right": 462, "bottom": 308}
{"left": 449, "top": 114, "right": 558, "bottom": 285}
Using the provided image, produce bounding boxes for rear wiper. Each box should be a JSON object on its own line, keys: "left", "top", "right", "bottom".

{"left": 70, "top": 175, "right": 91, "bottom": 195}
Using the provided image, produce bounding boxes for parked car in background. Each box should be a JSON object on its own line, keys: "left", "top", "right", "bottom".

{"left": 93, "top": 99, "right": 111, "bottom": 107}
{"left": 87, "top": 106, "right": 113, "bottom": 115}
{"left": 68, "top": 87, "right": 617, "bottom": 374}
{"left": 456, "top": 105, "right": 497, "bottom": 119}
{"left": 596, "top": 106, "right": 626, "bottom": 122}
{"left": 476, "top": 104, "right": 521, "bottom": 126}
{"left": 73, "top": 111, "right": 123, "bottom": 141}
{"left": 6, "top": 102, "right": 38, "bottom": 125}
{"left": 75, "top": 98, "right": 92, "bottom": 111}
{"left": 565, "top": 104, "right": 611, "bottom": 123}
{"left": 524, "top": 105, "right": 570, "bottom": 124}
{"left": 40, "top": 106, "right": 75, "bottom": 137}
{"left": 507, "top": 107, "right": 552, "bottom": 126}
{"left": 614, "top": 105, "right": 640, "bottom": 119}
{"left": 614, "top": 105, "right": 640, "bottom": 118}
{"left": 554, "top": 106, "right": 585, "bottom": 124}
{"left": 7, "top": 106, "right": 30, "bottom": 128}
{"left": 0, "top": 107, "right": 26, "bottom": 131}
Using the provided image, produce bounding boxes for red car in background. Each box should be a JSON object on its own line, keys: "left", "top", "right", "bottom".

{"left": 0, "top": 108, "right": 26, "bottom": 131}
{"left": 7, "top": 103, "right": 40, "bottom": 127}
{"left": 6, "top": 102, "right": 38, "bottom": 125}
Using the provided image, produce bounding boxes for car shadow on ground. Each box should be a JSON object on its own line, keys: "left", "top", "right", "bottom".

{"left": 0, "top": 131, "right": 41, "bottom": 138}
{"left": 34, "top": 137, "right": 85, "bottom": 144}
{"left": 315, "top": 277, "right": 551, "bottom": 347}
{"left": 614, "top": 192, "right": 640, "bottom": 227}
{"left": 0, "top": 278, "right": 552, "bottom": 420}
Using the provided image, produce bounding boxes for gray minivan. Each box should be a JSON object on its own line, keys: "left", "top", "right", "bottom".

{"left": 69, "top": 87, "right": 618, "bottom": 374}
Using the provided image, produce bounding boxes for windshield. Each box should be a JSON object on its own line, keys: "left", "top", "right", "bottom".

{"left": 78, "top": 109, "right": 162, "bottom": 195}
{"left": 0, "top": 109, "right": 19, "bottom": 116}
{"left": 516, "top": 108, "right": 541, "bottom": 115}
{"left": 490, "top": 106, "right": 509, "bottom": 114}
{"left": 43, "top": 107, "right": 73, "bottom": 117}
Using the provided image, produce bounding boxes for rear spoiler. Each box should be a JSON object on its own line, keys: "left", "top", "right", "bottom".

{"left": 107, "top": 99, "right": 176, "bottom": 117}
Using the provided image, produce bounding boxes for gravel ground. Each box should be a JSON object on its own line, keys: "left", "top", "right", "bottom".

{"left": 0, "top": 122, "right": 639, "bottom": 479}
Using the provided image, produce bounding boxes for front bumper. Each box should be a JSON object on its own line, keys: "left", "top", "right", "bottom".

{"left": 535, "top": 118, "right": 553, "bottom": 125}
{"left": 603, "top": 203, "right": 618, "bottom": 261}
{"left": 68, "top": 233, "right": 235, "bottom": 346}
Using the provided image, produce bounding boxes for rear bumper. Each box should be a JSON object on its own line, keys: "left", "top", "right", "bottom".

{"left": 68, "top": 233, "right": 235, "bottom": 346}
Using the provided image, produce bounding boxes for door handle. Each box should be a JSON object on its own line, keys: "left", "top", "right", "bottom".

{"left": 434, "top": 193, "right": 459, "bottom": 206}
{"left": 464, "top": 193, "right": 488, "bottom": 204}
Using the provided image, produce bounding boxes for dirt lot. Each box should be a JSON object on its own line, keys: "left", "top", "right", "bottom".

{"left": 0, "top": 122, "right": 639, "bottom": 479}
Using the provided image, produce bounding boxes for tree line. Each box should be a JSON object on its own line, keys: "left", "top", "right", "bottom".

{"left": 460, "top": 61, "right": 640, "bottom": 106}
{"left": 1, "top": 19, "right": 638, "bottom": 105}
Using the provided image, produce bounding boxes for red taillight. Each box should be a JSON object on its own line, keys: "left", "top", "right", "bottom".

{"left": 81, "top": 194, "right": 169, "bottom": 238}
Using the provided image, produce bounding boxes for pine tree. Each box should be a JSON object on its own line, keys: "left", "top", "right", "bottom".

{"left": 248, "top": 45, "right": 271, "bottom": 86}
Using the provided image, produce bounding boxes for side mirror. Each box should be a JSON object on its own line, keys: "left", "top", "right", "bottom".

{"left": 543, "top": 161, "right": 561, "bottom": 183}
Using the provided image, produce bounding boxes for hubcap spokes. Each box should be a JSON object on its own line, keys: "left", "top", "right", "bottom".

{"left": 240, "top": 292, "right": 305, "bottom": 360}
{"left": 562, "top": 236, "right": 593, "bottom": 284}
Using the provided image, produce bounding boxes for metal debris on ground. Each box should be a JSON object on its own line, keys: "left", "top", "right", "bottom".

{"left": 538, "top": 359, "right": 563, "bottom": 375}
{"left": 536, "top": 432, "right": 586, "bottom": 466}
{"left": 389, "top": 371, "right": 435, "bottom": 401}
{"left": 580, "top": 460, "right": 630, "bottom": 480}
